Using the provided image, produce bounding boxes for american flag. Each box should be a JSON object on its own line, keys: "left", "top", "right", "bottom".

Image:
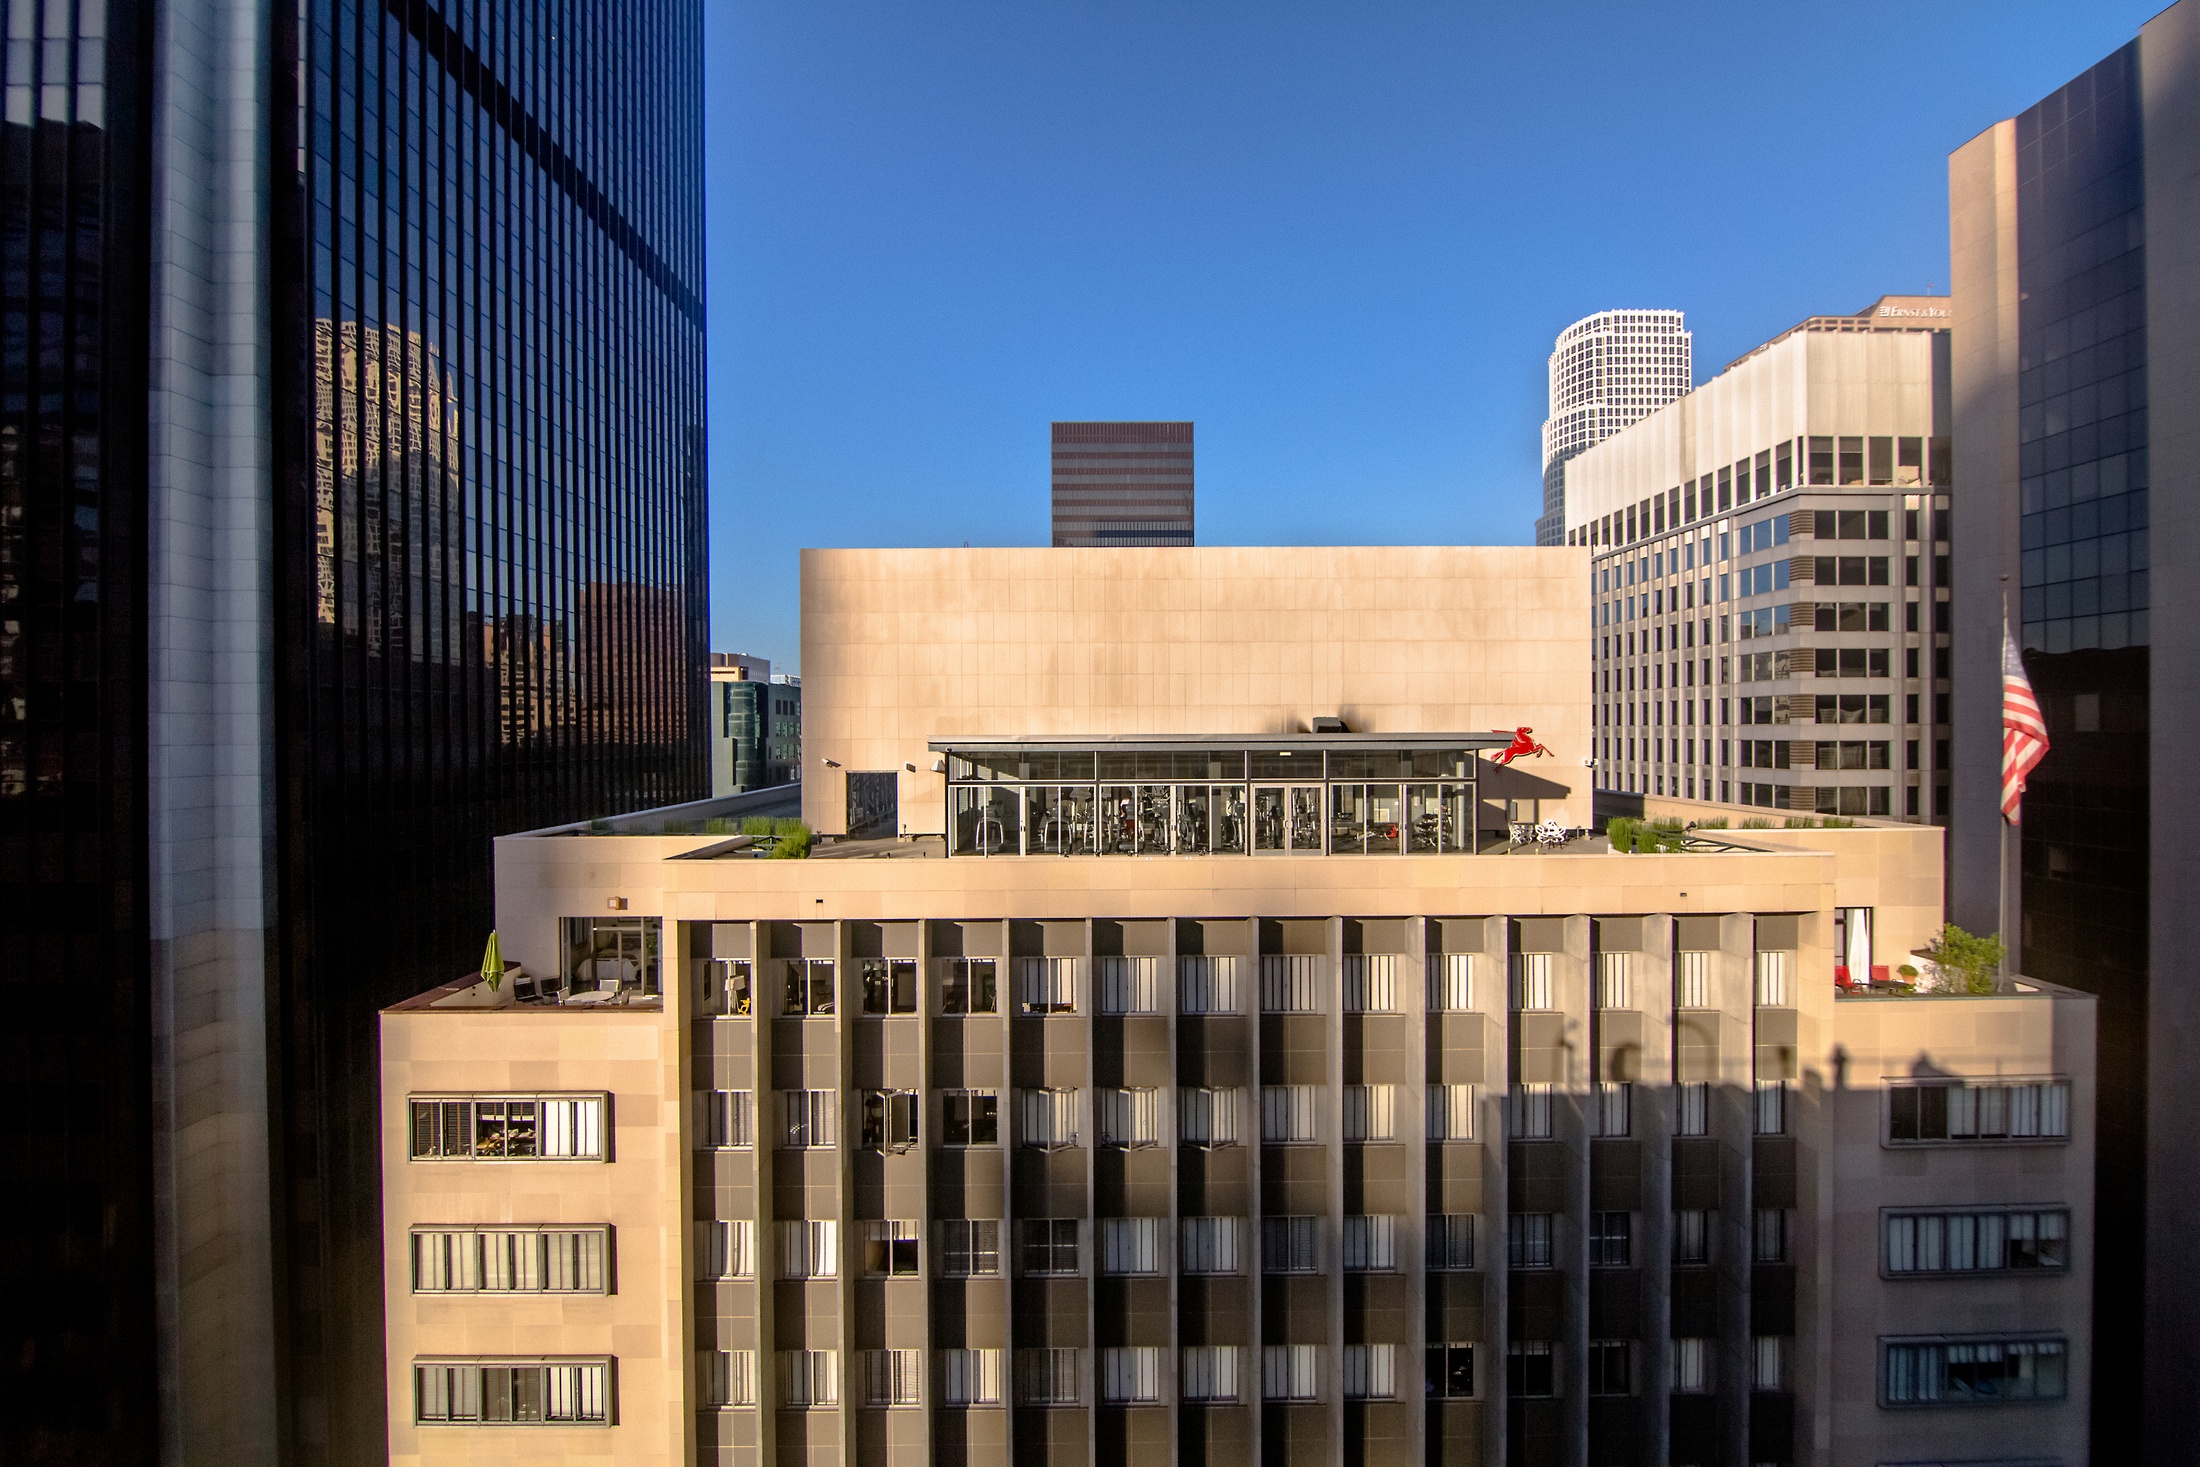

{"left": 2001, "top": 623, "right": 2049, "bottom": 823}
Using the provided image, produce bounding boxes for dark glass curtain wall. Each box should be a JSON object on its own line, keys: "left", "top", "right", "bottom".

{"left": 0, "top": 0, "right": 155, "bottom": 1460}
{"left": 269, "top": 0, "right": 707, "bottom": 1459}
{"left": 2012, "top": 41, "right": 2150, "bottom": 1462}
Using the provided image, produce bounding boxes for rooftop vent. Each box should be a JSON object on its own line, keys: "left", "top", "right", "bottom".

{"left": 1310, "top": 716, "right": 1349, "bottom": 734}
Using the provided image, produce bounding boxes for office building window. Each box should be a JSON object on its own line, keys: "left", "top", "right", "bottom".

{"left": 1429, "top": 953, "right": 1476, "bottom": 1010}
{"left": 413, "top": 1228, "right": 610, "bottom": 1293}
{"left": 700, "top": 1090, "right": 754, "bottom": 1150}
{"left": 1590, "top": 1211, "right": 1632, "bottom": 1267}
{"left": 943, "top": 1090, "right": 1000, "bottom": 1147}
{"left": 862, "top": 1349, "right": 922, "bottom": 1408}
{"left": 782, "top": 959, "right": 836, "bottom": 1016}
{"left": 1588, "top": 1341, "right": 1632, "bottom": 1396}
{"left": 1509, "top": 1083, "right": 1554, "bottom": 1140}
{"left": 699, "top": 1220, "right": 756, "bottom": 1281}
{"left": 940, "top": 958, "right": 998, "bottom": 1014}
{"left": 1016, "top": 957, "right": 1081, "bottom": 1014}
{"left": 1427, "top": 1344, "right": 1477, "bottom": 1399}
{"left": 1263, "top": 1216, "right": 1322, "bottom": 1273}
{"left": 1342, "top": 1084, "right": 1396, "bottom": 1142}
{"left": 1180, "top": 1216, "right": 1242, "bottom": 1274}
{"left": 1179, "top": 1086, "right": 1240, "bottom": 1146}
{"left": 1178, "top": 955, "right": 1241, "bottom": 1014}
{"left": 1594, "top": 1082, "right": 1631, "bottom": 1138}
{"left": 1342, "top": 954, "right": 1398, "bottom": 1013}
{"left": 409, "top": 1095, "right": 607, "bottom": 1161}
{"left": 702, "top": 1350, "right": 757, "bottom": 1408}
{"left": 862, "top": 1220, "right": 919, "bottom": 1277}
{"left": 1098, "top": 1088, "right": 1160, "bottom": 1148}
{"left": 778, "top": 1221, "right": 838, "bottom": 1280}
{"left": 1595, "top": 951, "right": 1632, "bottom": 1009}
{"left": 1100, "top": 1347, "right": 1162, "bottom": 1404}
{"left": 1887, "top": 1080, "right": 2070, "bottom": 1142}
{"left": 1754, "top": 1080, "right": 1791, "bottom": 1136}
{"left": 1671, "top": 1338, "right": 1712, "bottom": 1393}
{"left": 1755, "top": 950, "right": 1791, "bottom": 1007}
{"left": 1753, "top": 1336, "right": 1789, "bottom": 1391}
{"left": 1428, "top": 1214, "right": 1477, "bottom": 1271}
{"left": 939, "top": 1220, "right": 1000, "bottom": 1277}
{"left": 413, "top": 1358, "right": 611, "bottom": 1425}
{"left": 1508, "top": 1214, "right": 1554, "bottom": 1269}
{"left": 781, "top": 1350, "right": 839, "bottom": 1408}
{"left": 1101, "top": 1218, "right": 1161, "bottom": 1276}
{"left": 1020, "top": 1088, "right": 1081, "bottom": 1149}
{"left": 1674, "top": 1210, "right": 1712, "bottom": 1265}
{"left": 860, "top": 1090, "right": 920, "bottom": 1151}
{"left": 701, "top": 959, "right": 753, "bottom": 1016}
{"left": 1019, "top": 1348, "right": 1083, "bottom": 1406}
{"left": 1676, "top": 1082, "right": 1709, "bottom": 1137}
{"left": 1260, "top": 954, "right": 1326, "bottom": 1012}
{"left": 1755, "top": 1209, "right": 1790, "bottom": 1265}
{"left": 1507, "top": 1342, "right": 1557, "bottom": 1398}
{"left": 1261, "top": 1085, "right": 1319, "bottom": 1143}
{"left": 1882, "top": 1337, "right": 2066, "bottom": 1405}
{"left": 940, "top": 1349, "right": 1003, "bottom": 1406}
{"left": 1097, "top": 956, "right": 1162, "bottom": 1015}
{"left": 1263, "top": 1345, "right": 1321, "bottom": 1402}
{"left": 1883, "top": 1210, "right": 2070, "bottom": 1274}
{"left": 1182, "top": 1346, "right": 1242, "bottom": 1402}
{"left": 1427, "top": 1084, "right": 1477, "bottom": 1142}
{"left": 1342, "top": 1215, "right": 1398, "bottom": 1272}
{"left": 1021, "top": 1219, "right": 1081, "bottom": 1276}
{"left": 1342, "top": 1344, "right": 1396, "bottom": 1400}
{"left": 859, "top": 958, "right": 918, "bottom": 1015}
{"left": 1674, "top": 950, "right": 1712, "bottom": 1009}
{"left": 1509, "top": 952, "right": 1554, "bottom": 1011}
{"left": 782, "top": 1091, "right": 838, "bottom": 1150}
{"left": 565, "top": 917, "right": 661, "bottom": 995}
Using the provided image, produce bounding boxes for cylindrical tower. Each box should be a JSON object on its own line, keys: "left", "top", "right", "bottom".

{"left": 1536, "top": 310, "right": 1692, "bottom": 544}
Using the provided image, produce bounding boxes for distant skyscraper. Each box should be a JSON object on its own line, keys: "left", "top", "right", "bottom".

{"left": 0, "top": 2, "right": 708, "bottom": 1463}
{"left": 1537, "top": 310, "right": 1692, "bottom": 544}
{"left": 1051, "top": 421, "right": 1194, "bottom": 546}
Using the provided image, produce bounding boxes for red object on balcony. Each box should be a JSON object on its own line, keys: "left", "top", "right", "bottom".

{"left": 1834, "top": 965, "right": 1853, "bottom": 988}
{"left": 1872, "top": 964, "right": 1891, "bottom": 985}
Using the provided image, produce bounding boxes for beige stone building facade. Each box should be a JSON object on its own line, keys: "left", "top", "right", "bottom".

{"left": 1560, "top": 302, "right": 1955, "bottom": 824}
{"left": 380, "top": 550, "right": 2093, "bottom": 1467}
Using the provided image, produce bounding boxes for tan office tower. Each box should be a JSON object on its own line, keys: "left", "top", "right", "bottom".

{"left": 381, "top": 549, "right": 2094, "bottom": 1467}
{"left": 1051, "top": 421, "right": 1194, "bottom": 546}
{"left": 1561, "top": 296, "right": 1955, "bottom": 822}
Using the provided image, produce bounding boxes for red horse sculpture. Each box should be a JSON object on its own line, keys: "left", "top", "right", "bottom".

{"left": 1491, "top": 727, "right": 1552, "bottom": 766}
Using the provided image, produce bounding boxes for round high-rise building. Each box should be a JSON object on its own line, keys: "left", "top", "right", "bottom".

{"left": 1534, "top": 309, "right": 1691, "bottom": 544}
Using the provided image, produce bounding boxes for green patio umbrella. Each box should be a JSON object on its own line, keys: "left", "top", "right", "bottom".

{"left": 481, "top": 930, "right": 505, "bottom": 991}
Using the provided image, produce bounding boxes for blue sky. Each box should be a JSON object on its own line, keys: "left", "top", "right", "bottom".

{"left": 704, "top": 0, "right": 2161, "bottom": 670}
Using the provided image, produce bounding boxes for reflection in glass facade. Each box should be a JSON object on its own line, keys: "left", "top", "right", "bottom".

{"left": 942, "top": 745, "right": 1481, "bottom": 857}
{"left": 2017, "top": 42, "right": 2150, "bottom": 656}
{"left": 0, "top": 0, "right": 704, "bottom": 1459}
{"left": 0, "top": 0, "right": 154, "bottom": 1459}
{"left": 2009, "top": 42, "right": 2151, "bottom": 1459}
{"left": 274, "top": 1, "right": 707, "bottom": 1457}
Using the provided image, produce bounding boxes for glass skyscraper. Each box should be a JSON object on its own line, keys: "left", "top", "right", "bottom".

{"left": 1950, "top": 6, "right": 2199, "bottom": 1458}
{"left": 0, "top": 1, "right": 707, "bottom": 1462}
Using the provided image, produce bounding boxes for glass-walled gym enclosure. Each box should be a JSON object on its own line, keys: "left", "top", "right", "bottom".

{"left": 933, "top": 737, "right": 1507, "bottom": 858}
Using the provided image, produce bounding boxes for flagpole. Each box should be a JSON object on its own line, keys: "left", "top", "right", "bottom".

{"left": 1998, "top": 579, "right": 2010, "bottom": 988}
